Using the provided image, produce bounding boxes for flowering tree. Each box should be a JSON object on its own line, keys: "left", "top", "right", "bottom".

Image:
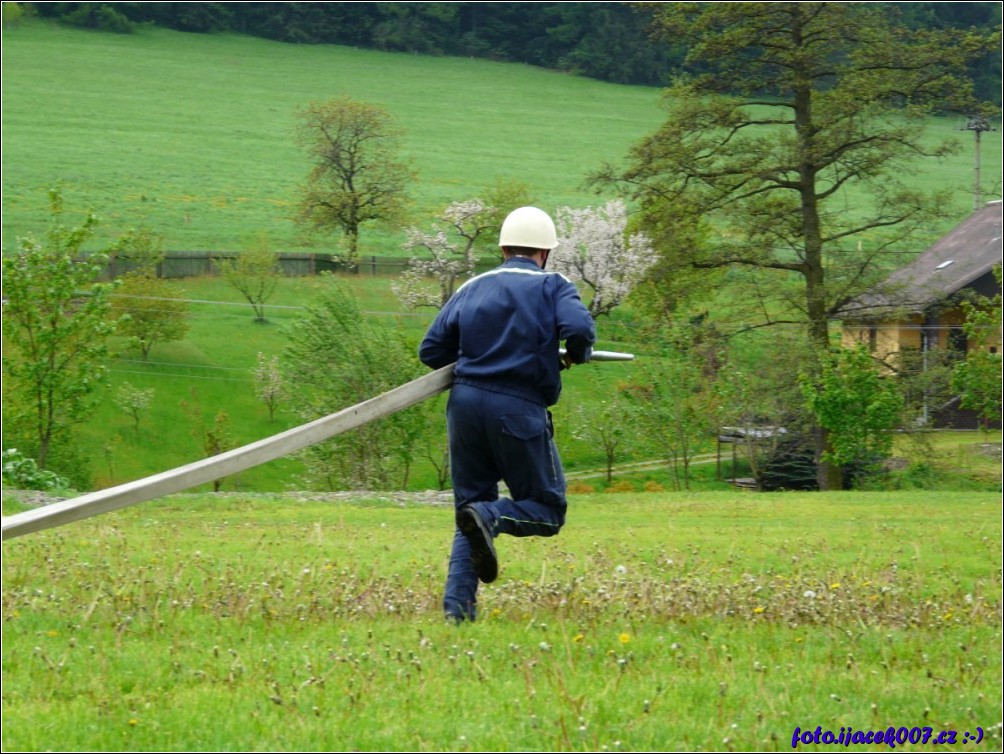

{"left": 392, "top": 200, "right": 496, "bottom": 309}
{"left": 551, "top": 199, "right": 655, "bottom": 317}
{"left": 115, "top": 382, "right": 155, "bottom": 432}
{"left": 252, "top": 352, "right": 284, "bottom": 422}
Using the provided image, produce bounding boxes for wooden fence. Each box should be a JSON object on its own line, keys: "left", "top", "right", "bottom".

{"left": 100, "top": 252, "right": 498, "bottom": 280}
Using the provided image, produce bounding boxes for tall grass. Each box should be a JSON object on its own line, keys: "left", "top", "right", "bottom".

{"left": 2, "top": 490, "right": 1000, "bottom": 751}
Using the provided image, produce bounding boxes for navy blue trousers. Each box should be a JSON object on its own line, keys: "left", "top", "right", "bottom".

{"left": 443, "top": 383, "right": 567, "bottom": 621}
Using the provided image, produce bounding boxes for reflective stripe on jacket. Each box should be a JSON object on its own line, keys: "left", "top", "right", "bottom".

{"left": 419, "top": 256, "right": 596, "bottom": 406}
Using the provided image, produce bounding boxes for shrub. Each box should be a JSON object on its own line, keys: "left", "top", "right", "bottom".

{"left": 2, "top": 448, "right": 71, "bottom": 491}
{"left": 63, "top": 3, "right": 135, "bottom": 33}
{"left": 604, "top": 480, "right": 636, "bottom": 493}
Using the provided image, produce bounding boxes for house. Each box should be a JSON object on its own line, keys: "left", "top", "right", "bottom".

{"left": 840, "top": 200, "right": 1002, "bottom": 428}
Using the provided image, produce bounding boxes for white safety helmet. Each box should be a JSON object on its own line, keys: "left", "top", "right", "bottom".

{"left": 498, "top": 206, "right": 559, "bottom": 250}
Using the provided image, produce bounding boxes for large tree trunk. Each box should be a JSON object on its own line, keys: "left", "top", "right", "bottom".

{"left": 795, "top": 69, "right": 843, "bottom": 492}
{"left": 814, "top": 426, "right": 844, "bottom": 491}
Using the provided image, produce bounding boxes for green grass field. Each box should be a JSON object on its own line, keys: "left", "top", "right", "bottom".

{"left": 2, "top": 19, "right": 1000, "bottom": 258}
{"left": 0, "top": 20, "right": 669, "bottom": 255}
{"left": 2, "top": 490, "right": 1000, "bottom": 751}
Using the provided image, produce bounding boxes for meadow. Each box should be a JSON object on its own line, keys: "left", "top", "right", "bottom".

{"left": 2, "top": 19, "right": 1000, "bottom": 258}
{"left": 81, "top": 271, "right": 645, "bottom": 492}
{"left": 2, "top": 490, "right": 1000, "bottom": 751}
{"left": 0, "top": 20, "right": 669, "bottom": 255}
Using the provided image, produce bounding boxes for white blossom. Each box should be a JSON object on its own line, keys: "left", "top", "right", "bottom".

{"left": 252, "top": 352, "right": 284, "bottom": 422}
{"left": 392, "top": 200, "right": 495, "bottom": 310}
{"left": 551, "top": 199, "right": 655, "bottom": 316}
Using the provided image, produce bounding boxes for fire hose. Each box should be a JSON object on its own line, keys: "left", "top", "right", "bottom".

{"left": 2, "top": 351, "right": 633, "bottom": 540}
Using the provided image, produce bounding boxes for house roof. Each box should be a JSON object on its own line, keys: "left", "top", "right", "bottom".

{"left": 841, "top": 201, "right": 1003, "bottom": 318}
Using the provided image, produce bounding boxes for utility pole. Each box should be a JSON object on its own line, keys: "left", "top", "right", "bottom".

{"left": 965, "top": 116, "right": 993, "bottom": 211}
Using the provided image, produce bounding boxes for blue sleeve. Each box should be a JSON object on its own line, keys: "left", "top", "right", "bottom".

{"left": 554, "top": 279, "right": 596, "bottom": 364}
{"left": 419, "top": 296, "right": 461, "bottom": 369}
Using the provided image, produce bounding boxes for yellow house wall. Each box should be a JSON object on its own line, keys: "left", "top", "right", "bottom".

{"left": 839, "top": 306, "right": 1001, "bottom": 364}
{"left": 840, "top": 315, "right": 922, "bottom": 369}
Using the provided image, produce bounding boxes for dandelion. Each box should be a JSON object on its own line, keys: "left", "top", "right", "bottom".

{"left": 753, "top": 606, "right": 765, "bottom": 614}
{"left": 803, "top": 590, "right": 817, "bottom": 599}
{"left": 129, "top": 718, "right": 138, "bottom": 727}
{"left": 615, "top": 564, "right": 627, "bottom": 575}
{"left": 618, "top": 633, "right": 631, "bottom": 644}
{"left": 573, "top": 633, "right": 585, "bottom": 643}
{"left": 830, "top": 582, "right": 841, "bottom": 589}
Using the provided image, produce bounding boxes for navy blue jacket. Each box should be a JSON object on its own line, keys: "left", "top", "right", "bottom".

{"left": 419, "top": 256, "right": 596, "bottom": 406}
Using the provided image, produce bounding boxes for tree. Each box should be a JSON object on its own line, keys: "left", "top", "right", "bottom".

{"left": 392, "top": 200, "right": 496, "bottom": 310}
{"left": 115, "top": 273, "right": 190, "bottom": 360}
{"left": 115, "top": 381, "right": 155, "bottom": 432}
{"left": 551, "top": 199, "right": 656, "bottom": 317}
{"left": 569, "top": 388, "right": 634, "bottom": 483}
{"left": 624, "top": 355, "right": 721, "bottom": 491}
{"left": 800, "top": 346, "right": 905, "bottom": 486}
{"left": 622, "top": 319, "right": 726, "bottom": 492}
{"left": 1, "top": 187, "right": 119, "bottom": 470}
{"left": 294, "top": 97, "right": 415, "bottom": 267}
{"left": 392, "top": 180, "right": 536, "bottom": 310}
{"left": 215, "top": 231, "right": 282, "bottom": 323}
{"left": 252, "top": 352, "right": 284, "bottom": 423}
{"left": 180, "top": 389, "right": 237, "bottom": 492}
{"left": 594, "top": 2, "right": 999, "bottom": 489}
{"left": 951, "top": 267, "right": 1003, "bottom": 430}
{"left": 281, "top": 275, "right": 428, "bottom": 489}
{"left": 111, "top": 227, "right": 189, "bottom": 360}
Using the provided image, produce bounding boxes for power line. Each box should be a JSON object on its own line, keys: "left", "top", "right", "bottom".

{"left": 107, "top": 293, "right": 426, "bottom": 317}
{"left": 109, "top": 294, "right": 305, "bottom": 310}
{"left": 110, "top": 368, "right": 254, "bottom": 383}
{"left": 114, "top": 358, "right": 252, "bottom": 372}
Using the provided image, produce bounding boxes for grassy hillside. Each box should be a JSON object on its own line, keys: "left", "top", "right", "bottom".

{"left": 2, "top": 490, "right": 1000, "bottom": 751}
{"left": 0, "top": 20, "right": 667, "bottom": 254}
{"left": 2, "top": 19, "right": 1000, "bottom": 258}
